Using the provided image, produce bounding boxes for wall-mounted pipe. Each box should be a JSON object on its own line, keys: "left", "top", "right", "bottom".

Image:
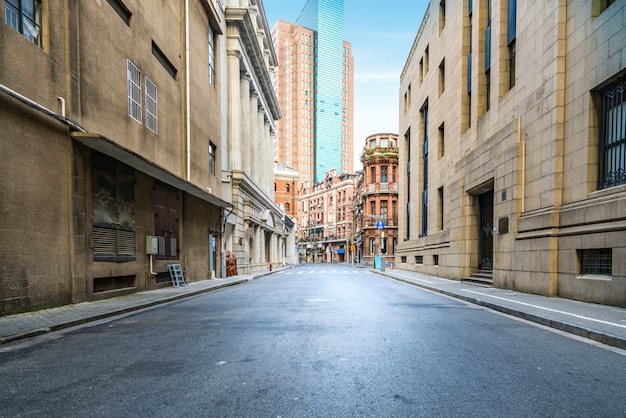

{"left": 0, "top": 83, "right": 85, "bottom": 132}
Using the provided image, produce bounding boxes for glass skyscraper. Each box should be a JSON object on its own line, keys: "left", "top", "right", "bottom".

{"left": 296, "top": 0, "right": 348, "bottom": 184}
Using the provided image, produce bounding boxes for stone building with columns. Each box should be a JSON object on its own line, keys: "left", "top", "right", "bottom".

{"left": 222, "top": 0, "right": 289, "bottom": 274}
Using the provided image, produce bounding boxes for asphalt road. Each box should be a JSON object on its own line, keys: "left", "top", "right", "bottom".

{"left": 1, "top": 265, "right": 625, "bottom": 417}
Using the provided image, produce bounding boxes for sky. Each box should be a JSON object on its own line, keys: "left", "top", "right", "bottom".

{"left": 263, "top": 0, "right": 429, "bottom": 169}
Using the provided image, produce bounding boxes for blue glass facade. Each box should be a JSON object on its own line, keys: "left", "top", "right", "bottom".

{"left": 297, "top": 0, "right": 344, "bottom": 184}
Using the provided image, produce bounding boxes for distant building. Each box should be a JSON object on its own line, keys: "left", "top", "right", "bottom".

{"left": 271, "top": 0, "right": 354, "bottom": 187}
{"left": 397, "top": 0, "right": 626, "bottom": 307}
{"left": 297, "top": 169, "right": 357, "bottom": 263}
{"left": 355, "top": 134, "right": 399, "bottom": 266}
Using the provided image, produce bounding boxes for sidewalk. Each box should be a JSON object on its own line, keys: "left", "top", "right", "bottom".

{"left": 1, "top": 265, "right": 625, "bottom": 350}
{"left": 374, "top": 268, "right": 626, "bottom": 350}
{"left": 0, "top": 268, "right": 283, "bottom": 345}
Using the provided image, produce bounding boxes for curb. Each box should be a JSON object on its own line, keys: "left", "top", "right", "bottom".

{"left": 373, "top": 270, "right": 626, "bottom": 350}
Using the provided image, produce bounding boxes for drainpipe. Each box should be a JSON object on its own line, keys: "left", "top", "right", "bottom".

{"left": 0, "top": 83, "right": 85, "bottom": 133}
{"left": 184, "top": 0, "right": 191, "bottom": 180}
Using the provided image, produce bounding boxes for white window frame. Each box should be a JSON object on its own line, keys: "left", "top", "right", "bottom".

{"left": 127, "top": 59, "right": 142, "bottom": 123}
{"left": 145, "top": 76, "right": 158, "bottom": 133}
{"left": 208, "top": 27, "right": 215, "bottom": 86}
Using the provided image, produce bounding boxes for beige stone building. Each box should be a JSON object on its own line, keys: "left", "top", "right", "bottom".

{"left": 0, "top": 0, "right": 287, "bottom": 315}
{"left": 397, "top": 0, "right": 626, "bottom": 306}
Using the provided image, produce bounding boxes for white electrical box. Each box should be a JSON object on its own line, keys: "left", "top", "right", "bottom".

{"left": 146, "top": 235, "right": 158, "bottom": 255}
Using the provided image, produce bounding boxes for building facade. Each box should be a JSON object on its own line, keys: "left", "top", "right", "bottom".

{"left": 356, "top": 133, "right": 399, "bottom": 266}
{"left": 297, "top": 169, "right": 357, "bottom": 263}
{"left": 0, "top": 0, "right": 289, "bottom": 315}
{"left": 222, "top": 0, "right": 289, "bottom": 275}
{"left": 271, "top": 0, "right": 354, "bottom": 186}
{"left": 397, "top": 0, "right": 626, "bottom": 307}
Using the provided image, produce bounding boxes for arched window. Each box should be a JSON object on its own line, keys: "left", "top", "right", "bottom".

{"left": 285, "top": 183, "right": 291, "bottom": 193}
{"left": 285, "top": 203, "right": 291, "bottom": 211}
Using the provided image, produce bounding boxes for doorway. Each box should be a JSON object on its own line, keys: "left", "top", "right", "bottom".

{"left": 478, "top": 190, "right": 494, "bottom": 271}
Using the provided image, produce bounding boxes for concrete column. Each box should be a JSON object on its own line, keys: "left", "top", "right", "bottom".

{"left": 264, "top": 121, "right": 272, "bottom": 196}
{"left": 227, "top": 51, "right": 242, "bottom": 170}
{"left": 240, "top": 73, "right": 251, "bottom": 174}
{"left": 250, "top": 91, "right": 259, "bottom": 181}
{"left": 256, "top": 105, "right": 264, "bottom": 183}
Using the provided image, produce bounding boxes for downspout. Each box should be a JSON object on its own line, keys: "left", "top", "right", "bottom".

{"left": 185, "top": 0, "right": 191, "bottom": 181}
{"left": 0, "top": 83, "right": 85, "bottom": 133}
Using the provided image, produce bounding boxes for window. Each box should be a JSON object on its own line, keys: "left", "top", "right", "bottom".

{"left": 381, "top": 200, "right": 388, "bottom": 222}
{"left": 578, "top": 249, "right": 612, "bottom": 276}
{"left": 438, "top": 186, "right": 444, "bottom": 230}
{"left": 209, "top": 142, "right": 216, "bottom": 175}
{"left": 421, "top": 102, "right": 429, "bottom": 237}
{"left": 107, "top": 0, "right": 131, "bottom": 25}
{"left": 381, "top": 166, "right": 388, "bottom": 183}
{"left": 285, "top": 203, "right": 291, "bottom": 212}
{"left": 597, "top": 75, "right": 626, "bottom": 189}
{"left": 439, "top": 59, "right": 445, "bottom": 96}
{"left": 4, "top": 0, "right": 42, "bottom": 47}
{"left": 484, "top": 0, "right": 492, "bottom": 113}
{"left": 145, "top": 77, "right": 158, "bottom": 133}
{"left": 208, "top": 27, "right": 215, "bottom": 86}
{"left": 438, "top": 123, "right": 445, "bottom": 158}
{"left": 380, "top": 137, "right": 389, "bottom": 148}
{"left": 127, "top": 59, "right": 142, "bottom": 123}
{"left": 370, "top": 167, "right": 376, "bottom": 184}
{"left": 415, "top": 255, "right": 424, "bottom": 264}
{"left": 369, "top": 238, "right": 376, "bottom": 255}
{"left": 370, "top": 201, "right": 376, "bottom": 216}
{"left": 592, "top": 0, "right": 616, "bottom": 17}
{"left": 91, "top": 151, "right": 136, "bottom": 263}
{"left": 439, "top": 0, "right": 446, "bottom": 33}
{"left": 152, "top": 41, "right": 177, "bottom": 79}
{"left": 405, "top": 129, "right": 411, "bottom": 240}
{"left": 285, "top": 183, "right": 291, "bottom": 193}
{"left": 507, "top": 0, "right": 517, "bottom": 89}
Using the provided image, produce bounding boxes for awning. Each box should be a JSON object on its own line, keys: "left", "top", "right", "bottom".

{"left": 72, "top": 132, "right": 232, "bottom": 209}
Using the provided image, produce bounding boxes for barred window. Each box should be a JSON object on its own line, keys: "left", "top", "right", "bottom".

{"left": 578, "top": 249, "right": 612, "bottom": 276}
{"left": 145, "top": 77, "right": 158, "bottom": 133}
{"left": 208, "top": 27, "right": 215, "bottom": 86}
{"left": 127, "top": 59, "right": 142, "bottom": 123}
{"left": 597, "top": 76, "right": 625, "bottom": 189}
{"left": 4, "top": 0, "right": 42, "bottom": 47}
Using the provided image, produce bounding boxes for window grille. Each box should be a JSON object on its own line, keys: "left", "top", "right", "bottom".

{"left": 579, "top": 249, "right": 612, "bottom": 276}
{"left": 145, "top": 77, "right": 158, "bottom": 133}
{"left": 415, "top": 255, "right": 424, "bottom": 264}
{"left": 127, "top": 59, "right": 142, "bottom": 123}
{"left": 598, "top": 76, "right": 626, "bottom": 189}
{"left": 208, "top": 28, "right": 215, "bottom": 85}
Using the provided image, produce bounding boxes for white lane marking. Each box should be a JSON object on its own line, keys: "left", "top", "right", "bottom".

{"left": 464, "top": 289, "right": 626, "bottom": 329}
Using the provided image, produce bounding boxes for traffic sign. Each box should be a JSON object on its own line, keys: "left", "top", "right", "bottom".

{"left": 376, "top": 220, "right": 384, "bottom": 230}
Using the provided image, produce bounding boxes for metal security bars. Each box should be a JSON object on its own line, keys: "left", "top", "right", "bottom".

{"left": 598, "top": 76, "right": 626, "bottom": 189}
{"left": 579, "top": 249, "right": 612, "bottom": 276}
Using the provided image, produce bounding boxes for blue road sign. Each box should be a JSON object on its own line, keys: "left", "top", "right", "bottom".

{"left": 376, "top": 220, "right": 384, "bottom": 230}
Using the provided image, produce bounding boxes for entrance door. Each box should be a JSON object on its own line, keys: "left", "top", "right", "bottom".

{"left": 208, "top": 233, "right": 216, "bottom": 273}
{"left": 478, "top": 190, "right": 494, "bottom": 270}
